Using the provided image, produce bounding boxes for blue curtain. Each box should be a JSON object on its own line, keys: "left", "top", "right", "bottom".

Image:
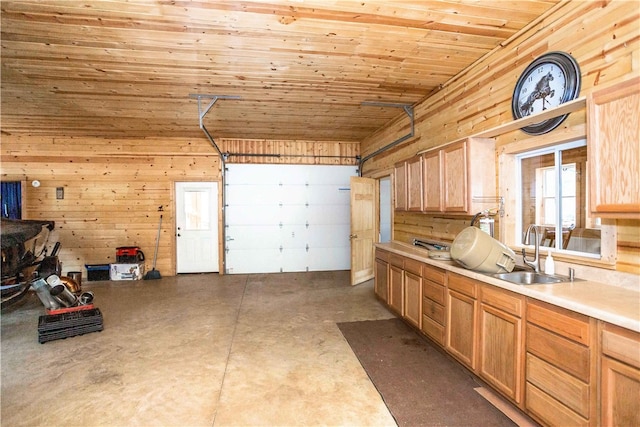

{"left": 1, "top": 182, "right": 22, "bottom": 219}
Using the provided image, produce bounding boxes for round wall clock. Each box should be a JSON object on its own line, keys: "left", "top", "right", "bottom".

{"left": 511, "top": 51, "right": 581, "bottom": 135}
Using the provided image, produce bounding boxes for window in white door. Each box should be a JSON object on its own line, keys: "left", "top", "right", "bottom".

{"left": 184, "top": 191, "right": 210, "bottom": 230}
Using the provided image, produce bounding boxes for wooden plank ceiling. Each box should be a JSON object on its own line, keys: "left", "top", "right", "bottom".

{"left": 1, "top": 1, "right": 560, "bottom": 142}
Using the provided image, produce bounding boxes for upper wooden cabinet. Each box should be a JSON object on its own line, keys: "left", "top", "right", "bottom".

{"left": 395, "top": 137, "right": 496, "bottom": 214}
{"left": 394, "top": 161, "right": 407, "bottom": 211}
{"left": 422, "top": 150, "right": 443, "bottom": 212}
{"left": 588, "top": 77, "right": 640, "bottom": 218}
{"left": 422, "top": 137, "right": 496, "bottom": 215}
{"left": 406, "top": 156, "right": 424, "bottom": 211}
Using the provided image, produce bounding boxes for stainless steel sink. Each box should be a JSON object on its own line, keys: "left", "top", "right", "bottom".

{"left": 492, "top": 271, "right": 571, "bottom": 285}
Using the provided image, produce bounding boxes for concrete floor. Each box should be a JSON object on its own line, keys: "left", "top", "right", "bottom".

{"left": 1, "top": 271, "right": 397, "bottom": 426}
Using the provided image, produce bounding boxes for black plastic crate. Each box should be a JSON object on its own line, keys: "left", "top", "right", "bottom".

{"left": 85, "top": 264, "right": 110, "bottom": 281}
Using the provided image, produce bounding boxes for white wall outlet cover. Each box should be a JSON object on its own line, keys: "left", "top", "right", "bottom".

{"left": 32, "top": 180, "right": 41, "bottom": 187}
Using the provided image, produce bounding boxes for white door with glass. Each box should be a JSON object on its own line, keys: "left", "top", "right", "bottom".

{"left": 175, "top": 182, "right": 219, "bottom": 273}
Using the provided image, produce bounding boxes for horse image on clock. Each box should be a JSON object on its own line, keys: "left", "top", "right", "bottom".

{"left": 519, "top": 72, "right": 556, "bottom": 117}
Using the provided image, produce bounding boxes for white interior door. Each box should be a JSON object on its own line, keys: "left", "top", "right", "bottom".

{"left": 175, "top": 182, "right": 219, "bottom": 273}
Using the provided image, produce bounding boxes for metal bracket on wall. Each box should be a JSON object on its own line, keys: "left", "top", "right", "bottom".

{"left": 189, "top": 93, "right": 241, "bottom": 159}
{"left": 358, "top": 101, "right": 415, "bottom": 176}
{"left": 189, "top": 93, "right": 241, "bottom": 274}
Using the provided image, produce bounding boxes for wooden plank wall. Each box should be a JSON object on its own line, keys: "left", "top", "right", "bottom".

{"left": 360, "top": 0, "right": 640, "bottom": 273}
{"left": 220, "top": 139, "right": 359, "bottom": 165}
{"left": 1, "top": 135, "right": 357, "bottom": 276}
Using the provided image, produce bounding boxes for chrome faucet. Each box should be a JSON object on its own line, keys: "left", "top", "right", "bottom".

{"left": 522, "top": 224, "right": 540, "bottom": 273}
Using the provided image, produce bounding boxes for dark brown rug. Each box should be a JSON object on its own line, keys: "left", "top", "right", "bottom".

{"left": 337, "top": 318, "right": 520, "bottom": 427}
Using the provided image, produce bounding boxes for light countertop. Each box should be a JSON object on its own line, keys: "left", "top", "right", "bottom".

{"left": 375, "top": 241, "right": 640, "bottom": 333}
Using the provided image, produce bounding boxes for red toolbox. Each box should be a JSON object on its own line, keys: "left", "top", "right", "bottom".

{"left": 116, "top": 246, "right": 145, "bottom": 263}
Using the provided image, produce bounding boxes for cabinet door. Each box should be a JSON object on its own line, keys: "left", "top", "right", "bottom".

{"left": 588, "top": 77, "right": 640, "bottom": 217}
{"left": 389, "top": 264, "right": 404, "bottom": 315}
{"left": 601, "top": 356, "right": 640, "bottom": 427}
{"left": 600, "top": 322, "right": 640, "bottom": 427}
{"left": 422, "top": 150, "right": 443, "bottom": 212}
{"left": 406, "top": 156, "right": 423, "bottom": 211}
{"left": 374, "top": 258, "right": 389, "bottom": 303}
{"left": 443, "top": 141, "right": 468, "bottom": 212}
{"left": 404, "top": 271, "right": 422, "bottom": 328}
{"left": 446, "top": 288, "right": 477, "bottom": 369}
{"left": 394, "top": 162, "right": 407, "bottom": 211}
{"left": 479, "top": 302, "right": 523, "bottom": 403}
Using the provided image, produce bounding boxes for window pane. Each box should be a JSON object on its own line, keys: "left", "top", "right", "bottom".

{"left": 518, "top": 141, "right": 598, "bottom": 255}
{"left": 184, "top": 191, "right": 210, "bottom": 230}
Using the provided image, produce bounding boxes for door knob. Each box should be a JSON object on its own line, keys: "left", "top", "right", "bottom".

{"left": 349, "top": 234, "right": 358, "bottom": 239}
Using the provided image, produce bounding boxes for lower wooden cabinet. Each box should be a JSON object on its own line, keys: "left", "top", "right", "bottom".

{"left": 403, "top": 258, "right": 423, "bottom": 328}
{"left": 372, "top": 248, "right": 640, "bottom": 427}
{"left": 525, "top": 299, "right": 597, "bottom": 426}
{"left": 600, "top": 323, "right": 640, "bottom": 427}
{"left": 389, "top": 264, "right": 403, "bottom": 315}
{"left": 374, "top": 249, "right": 389, "bottom": 303}
{"left": 422, "top": 265, "right": 446, "bottom": 346}
{"left": 478, "top": 285, "right": 525, "bottom": 404}
{"left": 446, "top": 273, "right": 478, "bottom": 370}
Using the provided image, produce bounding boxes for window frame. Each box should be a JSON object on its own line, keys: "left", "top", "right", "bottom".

{"left": 500, "top": 136, "right": 616, "bottom": 266}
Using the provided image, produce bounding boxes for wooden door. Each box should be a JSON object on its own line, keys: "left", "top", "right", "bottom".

{"left": 350, "top": 176, "right": 377, "bottom": 285}
{"left": 479, "top": 302, "right": 522, "bottom": 402}
{"left": 422, "top": 150, "right": 443, "bottom": 212}
{"left": 601, "top": 356, "right": 640, "bottom": 427}
{"left": 404, "top": 270, "right": 422, "bottom": 328}
{"left": 588, "top": 77, "right": 640, "bottom": 217}
{"left": 447, "top": 289, "right": 477, "bottom": 369}
{"left": 406, "top": 156, "right": 423, "bottom": 211}
{"left": 443, "top": 141, "right": 468, "bottom": 212}
{"left": 374, "top": 257, "right": 389, "bottom": 303}
{"left": 394, "top": 161, "right": 407, "bottom": 210}
{"left": 389, "top": 264, "right": 404, "bottom": 315}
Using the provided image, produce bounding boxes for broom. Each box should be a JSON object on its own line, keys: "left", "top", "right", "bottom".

{"left": 143, "top": 214, "right": 162, "bottom": 280}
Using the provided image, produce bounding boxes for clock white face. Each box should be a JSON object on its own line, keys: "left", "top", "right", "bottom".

{"left": 517, "top": 62, "right": 566, "bottom": 117}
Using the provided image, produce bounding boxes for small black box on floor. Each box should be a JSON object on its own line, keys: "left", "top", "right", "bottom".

{"left": 38, "top": 308, "right": 103, "bottom": 343}
{"left": 85, "top": 264, "right": 110, "bottom": 281}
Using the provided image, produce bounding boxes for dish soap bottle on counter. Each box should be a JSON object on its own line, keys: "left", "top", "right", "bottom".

{"left": 545, "top": 250, "right": 555, "bottom": 275}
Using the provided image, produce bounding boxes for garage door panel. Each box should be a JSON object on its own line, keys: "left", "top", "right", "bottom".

{"left": 226, "top": 165, "right": 355, "bottom": 274}
{"left": 226, "top": 249, "right": 282, "bottom": 274}
{"left": 226, "top": 205, "right": 281, "bottom": 225}
{"left": 308, "top": 247, "right": 351, "bottom": 271}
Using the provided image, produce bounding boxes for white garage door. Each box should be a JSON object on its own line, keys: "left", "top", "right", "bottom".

{"left": 225, "top": 164, "right": 357, "bottom": 274}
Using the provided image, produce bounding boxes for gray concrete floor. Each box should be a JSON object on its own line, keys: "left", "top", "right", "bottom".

{"left": 1, "top": 271, "right": 397, "bottom": 426}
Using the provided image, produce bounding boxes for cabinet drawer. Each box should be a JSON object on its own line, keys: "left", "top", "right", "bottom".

{"left": 602, "top": 323, "right": 640, "bottom": 369}
{"left": 423, "top": 280, "right": 445, "bottom": 305}
{"left": 481, "top": 285, "right": 524, "bottom": 317}
{"left": 422, "top": 315, "right": 445, "bottom": 346}
{"left": 526, "top": 382, "right": 589, "bottom": 427}
{"left": 447, "top": 272, "right": 477, "bottom": 298}
{"left": 423, "top": 297, "right": 445, "bottom": 325}
{"left": 423, "top": 265, "right": 445, "bottom": 284}
{"left": 404, "top": 258, "right": 423, "bottom": 276}
{"left": 526, "top": 353, "right": 590, "bottom": 418}
{"left": 389, "top": 254, "right": 404, "bottom": 268}
{"left": 375, "top": 249, "right": 389, "bottom": 262}
{"left": 527, "top": 299, "right": 591, "bottom": 345}
{"left": 527, "top": 323, "right": 590, "bottom": 382}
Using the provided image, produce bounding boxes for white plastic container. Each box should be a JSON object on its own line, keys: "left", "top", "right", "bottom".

{"left": 545, "top": 250, "right": 555, "bottom": 275}
{"left": 450, "top": 226, "right": 516, "bottom": 274}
